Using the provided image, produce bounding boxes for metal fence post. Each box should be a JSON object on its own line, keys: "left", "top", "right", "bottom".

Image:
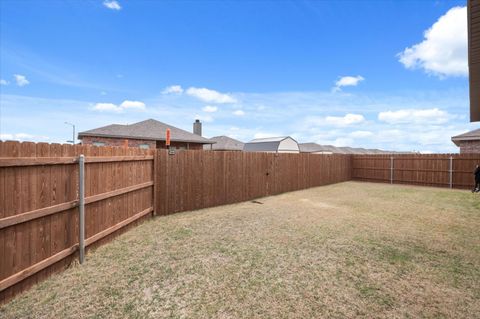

{"left": 390, "top": 156, "right": 394, "bottom": 184}
{"left": 79, "top": 154, "right": 85, "bottom": 264}
{"left": 449, "top": 156, "right": 453, "bottom": 189}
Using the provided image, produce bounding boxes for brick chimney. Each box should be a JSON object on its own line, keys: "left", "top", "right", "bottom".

{"left": 193, "top": 119, "right": 202, "bottom": 136}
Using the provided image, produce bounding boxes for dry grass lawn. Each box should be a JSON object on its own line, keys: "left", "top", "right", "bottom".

{"left": 1, "top": 181, "right": 480, "bottom": 318}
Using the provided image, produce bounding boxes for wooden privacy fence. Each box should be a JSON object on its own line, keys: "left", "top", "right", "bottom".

{"left": 0, "top": 143, "right": 351, "bottom": 303}
{"left": 2, "top": 140, "right": 479, "bottom": 304}
{"left": 155, "top": 151, "right": 352, "bottom": 215}
{"left": 352, "top": 154, "right": 480, "bottom": 189}
{"left": 0, "top": 141, "right": 154, "bottom": 303}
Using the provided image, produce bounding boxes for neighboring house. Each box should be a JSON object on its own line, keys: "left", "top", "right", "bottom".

{"left": 298, "top": 143, "right": 340, "bottom": 154}
{"left": 337, "top": 147, "right": 372, "bottom": 154}
{"left": 452, "top": 128, "right": 480, "bottom": 153}
{"left": 469, "top": 0, "right": 479, "bottom": 122}
{"left": 299, "top": 143, "right": 401, "bottom": 154}
{"left": 204, "top": 136, "right": 244, "bottom": 151}
{"left": 78, "top": 119, "right": 214, "bottom": 150}
{"left": 244, "top": 136, "right": 299, "bottom": 153}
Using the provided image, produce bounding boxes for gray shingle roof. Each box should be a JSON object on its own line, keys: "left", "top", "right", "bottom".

{"left": 248, "top": 136, "right": 289, "bottom": 143}
{"left": 244, "top": 141, "right": 281, "bottom": 152}
{"left": 298, "top": 143, "right": 341, "bottom": 153}
{"left": 451, "top": 128, "right": 480, "bottom": 146}
{"left": 336, "top": 147, "right": 356, "bottom": 154}
{"left": 204, "top": 136, "right": 244, "bottom": 151}
{"left": 299, "top": 143, "right": 401, "bottom": 154}
{"left": 78, "top": 119, "right": 214, "bottom": 144}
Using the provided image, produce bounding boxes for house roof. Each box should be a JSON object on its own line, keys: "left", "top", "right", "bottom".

{"left": 299, "top": 143, "right": 340, "bottom": 153}
{"left": 78, "top": 119, "right": 214, "bottom": 144}
{"left": 451, "top": 128, "right": 480, "bottom": 146}
{"left": 336, "top": 147, "right": 357, "bottom": 154}
{"left": 248, "top": 136, "right": 290, "bottom": 143}
{"left": 299, "top": 143, "right": 401, "bottom": 154}
{"left": 204, "top": 136, "right": 244, "bottom": 151}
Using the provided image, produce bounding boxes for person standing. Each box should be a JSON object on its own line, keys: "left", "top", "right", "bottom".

{"left": 473, "top": 165, "right": 480, "bottom": 193}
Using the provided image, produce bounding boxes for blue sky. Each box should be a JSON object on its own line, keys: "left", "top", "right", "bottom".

{"left": 0, "top": 0, "right": 477, "bottom": 152}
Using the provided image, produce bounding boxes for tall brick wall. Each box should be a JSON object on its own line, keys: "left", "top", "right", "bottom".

{"left": 459, "top": 140, "right": 480, "bottom": 154}
{"left": 80, "top": 136, "right": 205, "bottom": 150}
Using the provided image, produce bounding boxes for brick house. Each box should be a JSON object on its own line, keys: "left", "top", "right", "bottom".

{"left": 78, "top": 119, "right": 214, "bottom": 150}
{"left": 451, "top": 128, "right": 480, "bottom": 153}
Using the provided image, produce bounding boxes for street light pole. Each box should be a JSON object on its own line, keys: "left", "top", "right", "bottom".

{"left": 65, "top": 122, "right": 75, "bottom": 144}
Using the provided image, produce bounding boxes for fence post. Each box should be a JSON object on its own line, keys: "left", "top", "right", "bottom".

{"left": 390, "top": 156, "right": 394, "bottom": 184}
{"left": 449, "top": 156, "right": 453, "bottom": 189}
{"left": 153, "top": 150, "right": 156, "bottom": 216}
{"left": 79, "top": 154, "right": 85, "bottom": 264}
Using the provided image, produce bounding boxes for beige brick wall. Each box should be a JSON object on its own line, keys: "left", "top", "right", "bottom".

{"left": 459, "top": 140, "right": 480, "bottom": 154}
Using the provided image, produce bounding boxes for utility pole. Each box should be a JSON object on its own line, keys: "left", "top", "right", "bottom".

{"left": 65, "top": 122, "right": 75, "bottom": 144}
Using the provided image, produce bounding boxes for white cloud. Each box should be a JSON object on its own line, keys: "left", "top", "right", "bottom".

{"left": 14, "top": 74, "right": 29, "bottom": 87}
{"left": 2, "top": 88, "right": 471, "bottom": 153}
{"left": 233, "top": 110, "right": 245, "bottom": 116}
{"left": 325, "top": 113, "right": 365, "bottom": 126}
{"left": 202, "top": 105, "right": 218, "bottom": 113}
{"left": 378, "top": 108, "right": 450, "bottom": 124}
{"left": 103, "top": 0, "right": 121, "bottom": 10}
{"left": 92, "top": 100, "right": 145, "bottom": 112}
{"left": 194, "top": 114, "right": 214, "bottom": 122}
{"left": 349, "top": 130, "right": 373, "bottom": 138}
{"left": 253, "top": 132, "right": 282, "bottom": 139}
{"left": 0, "top": 79, "right": 9, "bottom": 85}
{"left": 332, "top": 137, "right": 354, "bottom": 147}
{"left": 162, "top": 85, "right": 183, "bottom": 95}
{"left": 333, "top": 75, "right": 364, "bottom": 92}
{"left": 416, "top": 130, "right": 452, "bottom": 146}
{"left": 378, "top": 129, "right": 403, "bottom": 140}
{"left": 15, "top": 133, "right": 35, "bottom": 139}
{"left": 0, "top": 134, "right": 13, "bottom": 140}
{"left": 375, "top": 126, "right": 463, "bottom": 151}
{"left": 186, "top": 87, "right": 237, "bottom": 104}
{"left": 119, "top": 100, "right": 146, "bottom": 110}
{"left": 398, "top": 6, "right": 467, "bottom": 77}
{"left": 92, "top": 103, "right": 121, "bottom": 112}
{"left": 0, "top": 133, "right": 49, "bottom": 142}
